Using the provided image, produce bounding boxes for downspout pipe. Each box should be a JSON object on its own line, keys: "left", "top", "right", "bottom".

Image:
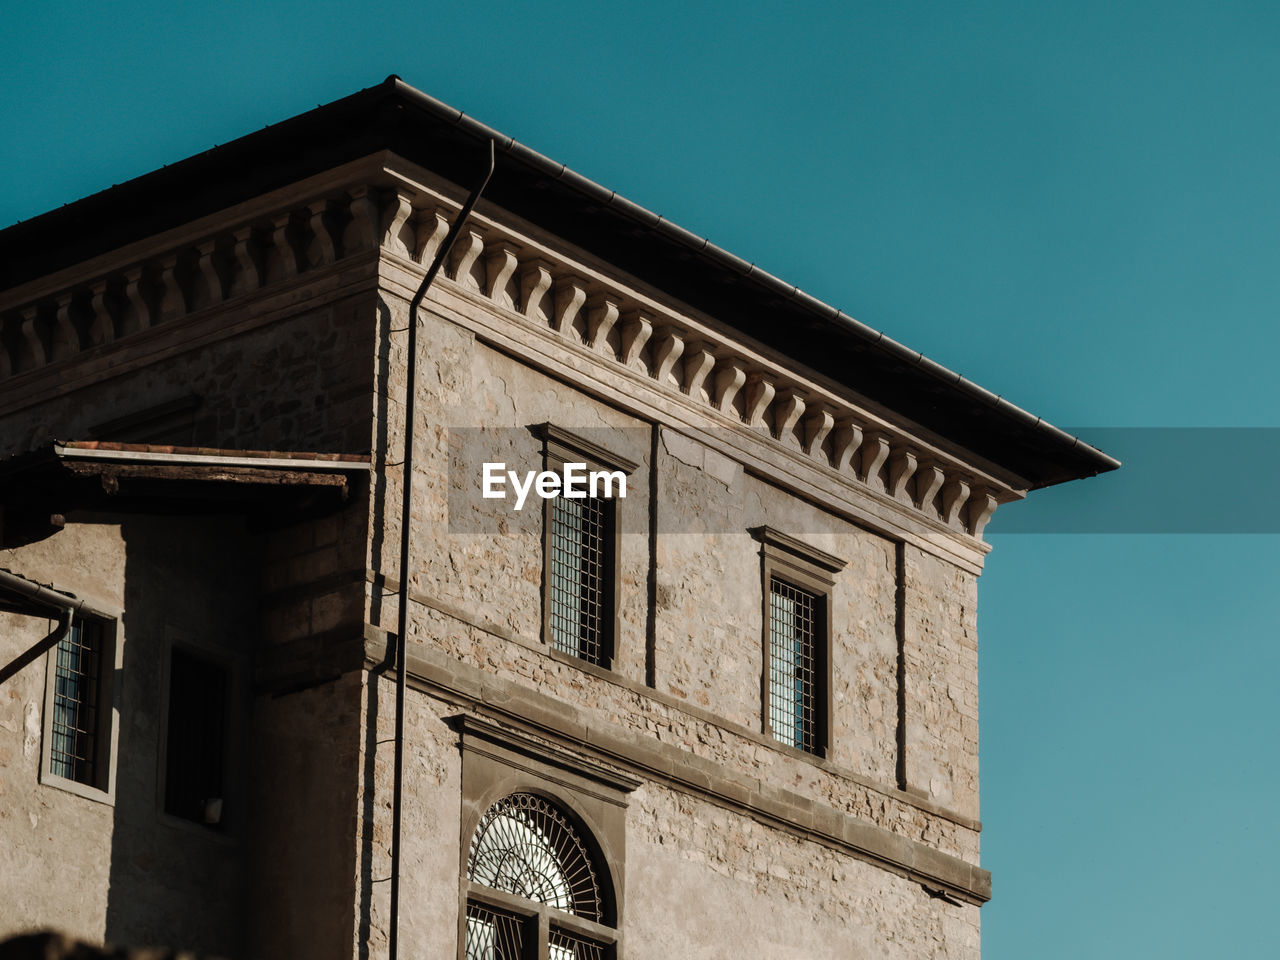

{"left": 0, "top": 570, "right": 85, "bottom": 688}
{"left": 389, "top": 139, "right": 495, "bottom": 960}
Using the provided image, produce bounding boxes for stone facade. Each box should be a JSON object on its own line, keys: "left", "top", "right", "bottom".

{"left": 0, "top": 80, "right": 1112, "bottom": 960}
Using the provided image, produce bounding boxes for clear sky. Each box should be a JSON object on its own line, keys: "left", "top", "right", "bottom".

{"left": 3, "top": 1, "right": 1275, "bottom": 955}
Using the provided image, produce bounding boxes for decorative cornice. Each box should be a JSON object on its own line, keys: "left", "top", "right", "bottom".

{"left": 0, "top": 161, "right": 1022, "bottom": 542}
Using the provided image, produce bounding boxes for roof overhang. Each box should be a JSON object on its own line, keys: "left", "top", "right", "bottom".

{"left": 0, "top": 78, "right": 1118, "bottom": 489}
{"left": 0, "top": 441, "right": 369, "bottom": 548}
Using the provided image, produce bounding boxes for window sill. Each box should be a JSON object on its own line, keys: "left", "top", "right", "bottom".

{"left": 39, "top": 771, "right": 115, "bottom": 807}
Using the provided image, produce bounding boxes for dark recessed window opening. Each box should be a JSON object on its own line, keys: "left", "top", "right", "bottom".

{"left": 767, "top": 576, "right": 823, "bottom": 755}
{"left": 50, "top": 618, "right": 105, "bottom": 786}
{"left": 548, "top": 494, "right": 613, "bottom": 667}
{"left": 164, "top": 647, "right": 229, "bottom": 827}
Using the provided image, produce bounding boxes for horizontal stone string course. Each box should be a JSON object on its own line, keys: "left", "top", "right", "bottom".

{"left": 0, "top": 184, "right": 1005, "bottom": 538}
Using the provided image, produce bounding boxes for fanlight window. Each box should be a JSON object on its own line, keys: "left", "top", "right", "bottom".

{"left": 465, "top": 793, "right": 613, "bottom": 959}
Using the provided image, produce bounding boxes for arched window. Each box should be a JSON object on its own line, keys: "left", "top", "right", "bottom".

{"left": 465, "top": 792, "right": 615, "bottom": 959}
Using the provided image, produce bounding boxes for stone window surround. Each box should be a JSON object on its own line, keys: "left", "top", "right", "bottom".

{"left": 40, "top": 600, "right": 121, "bottom": 806}
{"left": 536, "top": 423, "right": 639, "bottom": 672}
{"left": 153, "top": 630, "right": 247, "bottom": 842}
{"left": 454, "top": 714, "right": 638, "bottom": 958}
{"left": 753, "top": 527, "right": 847, "bottom": 761}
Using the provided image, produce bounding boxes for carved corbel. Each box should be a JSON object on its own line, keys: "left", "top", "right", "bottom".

{"left": 914, "top": 463, "right": 946, "bottom": 513}
{"left": 0, "top": 325, "right": 10, "bottom": 379}
{"left": 804, "top": 404, "right": 835, "bottom": 459}
{"left": 887, "top": 449, "right": 919, "bottom": 500}
{"left": 967, "top": 490, "right": 999, "bottom": 537}
{"left": 19, "top": 307, "right": 47, "bottom": 369}
{"left": 519, "top": 260, "right": 554, "bottom": 323}
{"left": 859, "top": 433, "right": 891, "bottom": 486}
{"left": 229, "top": 227, "right": 261, "bottom": 297}
{"left": 450, "top": 230, "right": 485, "bottom": 289}
{"left": 551, "top": 278, "right": 588, "bottom": 336}
{"left": 484, "top": 244, "right": 520, "bottom": 309}
{"left": 743, "top": 373, "right": 776, "bottom": 429}
{"left": 270, "top": 213, "right": 300, "bottom": 281}
{"left": 88, "top": 281, "right": 114, "bottom": 346}
{"left": 586, "top": 297, "right": 620, "bottom": 352}
{"left": 619, "top": 311, "right": 653, "bottom": 369}
{"left": 652, "top": 327, "right": 685, "bottom": 387}
{"left": 305, "top": 199, "right": 337, "bottom": 267}
{"left": 379, "top": 191, "right": 414, "bottom": 258}
{"left": 122, "top": 267, "right": 151, "bottom": 334}
{"left": 51, "top": 296, "right": 78, "bottom": 361}
{"left": 343, "top": 186, "right": 380, "bottom": 254}
{"left": 830, "top": 419, "right": 863, "bottom": 472}
{"left": 940, "top": 478, "right": 972, "bottom": 526}
{"left": 713, "top": 358, "right": 747, "bottom": 415}
{"left": 414, "top": 207, "right": 450, "bottom": 265}
{"left": 196, "top": 240, "right": 224, "bottom": 308}
{"left": 681, "top": 341, "right": 715, "bottom": 399}
{"left": 155, "top": 255, "right": 186, "bottom": 323}
{"left": 773, "top": 389, "right": 807, "bottom": 445}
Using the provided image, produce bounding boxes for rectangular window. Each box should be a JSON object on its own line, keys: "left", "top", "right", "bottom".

{"left": 49, "top": 617, "right": 107, "bottom": 786}
{"left": 538, "top": 424, "right": 637, "bottom": 671}
{"left": 164, "top": 646, "right": 229, "bottom": 827}
{"left": 767, "top": 576, "right": 822, "bottom": 753}
{"left": 755, "top": 527, "right": 845, "bottom": 758}
{"left": 548, "top": 493, "right": 613, "bottom": 665}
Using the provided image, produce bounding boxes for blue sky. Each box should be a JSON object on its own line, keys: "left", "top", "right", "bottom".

{"left": 3, "top": 2, "right": 1275, "bottom": 955}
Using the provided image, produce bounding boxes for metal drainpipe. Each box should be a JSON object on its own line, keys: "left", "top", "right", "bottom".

{"left": 389, "top": 139, "right": 495, "bottom": 960}
{"left": 0, "top": 570, "right": 85, "bottom": 688}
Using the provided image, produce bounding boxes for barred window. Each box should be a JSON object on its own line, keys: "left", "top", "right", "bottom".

{"left": 464, "top": 793, "right": 615, "bottom": 960}
{"left": 537, "top": 424, "right": 636, "bottom": 671}
{"left": 754, "top": 527, "right": 844, "bottom": 759}
{"left": 548, "top": 494, "right": 613, "bottom": 666}
{"left": 766, "top": 577, "right": 823, "bottom": 754}
{"left": 45, "top": 615, "right": 115, "bottom": 793}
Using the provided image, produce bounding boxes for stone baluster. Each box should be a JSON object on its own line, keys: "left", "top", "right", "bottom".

{"left": 914, "top": 463, "right": 946, "bottom": 514}
{"left": 450, "top": 230, "right": 485, "bottom": 289}
{"left": 270, "top": 213, "right": 300, "bottom": 281}
{"left": 586, "top": 297, "right": 619, "bottom": 352}
{"left": 51, "top": 295, "right": 78, "bottom": 361}
{"left": 88, "top": 281, "right": 114, "bottom": 346}
{"left": 804, "top": 404, "right": 834, "bottom": 459}
{"left": 552, "top": 277, "right": 587, "bottom": 336}
{"left": 887, "top": 449, "right": 918, "bottom": 500}
{"left": 415, "top": 207, "right": 450, "bottom": 265}
{"left": 773, "top": 389, "right": 806, "bottom": 446}
{"left": 743, "top": 373, "right": 776, "bottom": 429}
{"left": 379, "top": 191, "right": 414, "bottom": 258}
{"left": 830, "top": 419, "right": 863, "bottom": 473}
{"left": 681, "top": 341, "right": 715, "bottom": 401}
{"left": 155, "top": 255, "right": 185, "bottom": 323}
{"left": 619, "top": 311, "right": 653, "bottom": 370}
{"left": 713, "top": 358, "right": 747, "bottom": 415}
{"left": 306, "top": 200, "right": 337, "bottom": 267}
{"left": 122, "top": 267, "right": 151, "bottom": 334}
{"left": 19, "top": 306, "right": 47, "bottom": 370}
{"left": 195, "top": 240, "right": 224, "bottom": 308}
{"left": 859, "top": 433, "right": 891, "bottom": 487}
{"left": 484, "top": 244, "right": 520, "bottom": 310}
{"left": 229, "top": 227, "right": 261, "bottom": 297}
{"left": 940, "top": 478, "right": 971, "bottom": 526}
{"left": 519, "top": 261, "right": 554, "bottom": 324}
{"left": 344, "top": 186, "right": 381, "bottom": 254}
{"left": 652, "top": 327, "right": 685, "bottom": 388}
{"left": 967, "top": 490, "right": 999, "bottom": 537}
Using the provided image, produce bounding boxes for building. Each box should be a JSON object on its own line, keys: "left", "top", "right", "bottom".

{"left": 0, "top": 77, "right": 1116, "bottom": 959}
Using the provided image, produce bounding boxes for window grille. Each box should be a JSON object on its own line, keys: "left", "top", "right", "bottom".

{"left": 50, "top": 618, "right": 103, "bottom": 784}
{"left": 164, "top": 647, "right": 229, "bottom": 826}
{"left": 767, "top": 576, "right": 822, "bottom": 754}
{"left": 465, "top": 792, "right": 613, "bottom": 959}
{"left": 548, "top": 494, "right": 612, "bottom": 666}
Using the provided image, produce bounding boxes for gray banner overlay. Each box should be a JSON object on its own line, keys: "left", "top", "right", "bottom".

{"left": 444, "top": 427, "right": 1274, "bottom": 535}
